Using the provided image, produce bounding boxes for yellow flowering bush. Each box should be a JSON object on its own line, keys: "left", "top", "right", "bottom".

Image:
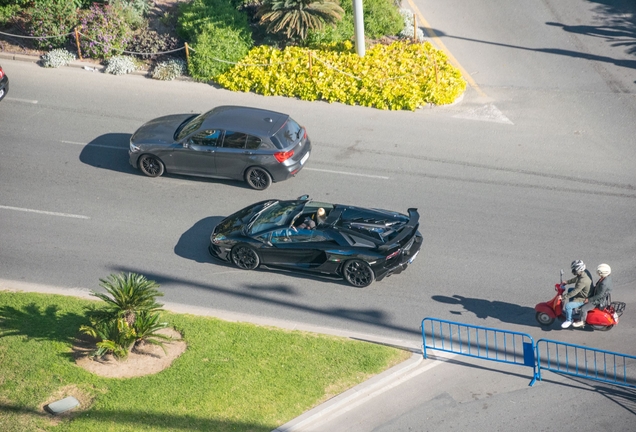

{"left": 216, "top": 40, "right": 466, "bottom": 110}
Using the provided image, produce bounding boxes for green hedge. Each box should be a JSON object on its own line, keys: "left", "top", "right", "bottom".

{"left": 177, "top": 0, "right": 253, "bottom": 80}
{"left": 216, "top": 40, "right": 466, "bottom": 110}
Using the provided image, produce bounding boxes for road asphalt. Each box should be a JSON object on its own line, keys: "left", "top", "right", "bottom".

{"left": 2, "top": 52, "right": 635, "bottom": 431}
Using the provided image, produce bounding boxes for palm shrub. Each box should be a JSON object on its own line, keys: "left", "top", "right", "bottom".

{"left": 256, "top": 0, "right": 344, "bottom": 41}
{"left": 80, "top": 273, "right": 171, "bottom": 359}
{"left": 92, "top": 272, "right": 164, "bottom": 327}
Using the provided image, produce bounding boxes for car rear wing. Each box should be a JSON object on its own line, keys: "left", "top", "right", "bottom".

{"left": 378, "top": 208, "right": 419, "bottom": 251}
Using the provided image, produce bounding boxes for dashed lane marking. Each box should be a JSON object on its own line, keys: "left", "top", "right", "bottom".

{"left": 0, "top": 205, "right": 90, "bottom": 219}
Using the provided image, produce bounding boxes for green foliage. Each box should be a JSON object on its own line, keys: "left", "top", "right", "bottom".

{"left": 40, "top": 48, "right": 76, "bottom": 68}
{"left": 257, "top": 0, "right": 344, "bottom": 41}
{"left": 217, "top": 40, "right": 466, "bottom": 110}
{"left": 78, "top": 3, "right": 133, "bottom": 59}
{"left": 177, "top": 0, "right": 253, "bottom": 81}
{"left": 152, "top": 57, "right": 187, "bottom": 80}
{"left": 189, "top": 21, "right": 252, "bottom": 81}
{"left": 80, "top": 317, "right": 136, "bottom": 358}
{"left": 0, "top": 5, "right": 20, "bottom": 25}
{"left": 127, "top": 25, "right": 181, "bottom": 59}
{"left": 132, "top": 310, "right": 171, "bottom": 352}
{"left": 92, "top": 272, "right": 164, "bottom": 326}
{"left": 306, "top": 0, "right": 403, "bottom": 46}
{"left": 24, "top": 0, "right": 78, "bottom": 50}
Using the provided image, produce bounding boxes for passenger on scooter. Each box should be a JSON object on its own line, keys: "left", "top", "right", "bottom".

{"left": 573, "top": 264, "right": 613, "bottom": 328}
{"left": 561, "top": 260, "right": 594, "bottom": 328}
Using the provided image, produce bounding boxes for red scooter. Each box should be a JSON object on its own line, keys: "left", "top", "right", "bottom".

{"left": 535, "top": 270, "right": 625, "bottom": 331}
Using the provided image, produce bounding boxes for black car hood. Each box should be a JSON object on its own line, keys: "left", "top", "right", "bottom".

{"left": 131, "top": 114, "right": 195, "bottom": 145}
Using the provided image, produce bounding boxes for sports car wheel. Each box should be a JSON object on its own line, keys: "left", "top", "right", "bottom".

{"left": 343, "top": 260, "right": 375, "bottom": 288}
{"left": 591, "top": 324, "right": 613, "bottom": 331}
{"left": 245, "top": 167, "right": 272, "bottom": 190}
{"left": 535, "top": 312, "right": 554, "bottom": 326}
{"left": 139, "top": 155, "right": 165, "bottom": 177}
{"left": 231, "top": 245, "right": 260, "bottom": 270}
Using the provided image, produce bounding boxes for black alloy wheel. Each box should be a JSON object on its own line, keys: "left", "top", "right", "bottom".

{"left": 231, "top": 245, "right": 260, "bottom": 270}
{"left": 535, "top": 312, "right": 555, "bottom": 326}
{"left": 245, "top": 167, "right": 272, "bottom": 190}
{"left": 343, "top": 260, "right": 375, "bottom": 287}
{"left": 139, "top": 155, "right": 165, "bottom": 177}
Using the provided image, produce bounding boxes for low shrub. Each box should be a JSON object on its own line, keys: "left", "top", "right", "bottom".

{"left": 24, "top": 0, "right": 78, "bottom": 50}
{"left": 152, "top": 57, "right": 187, "bottom": 80}
{"left": 127, "top": 26, "right": 181, "bottom": 59}
{"left": 105, "top": 55, "right": 140, "bottom": 75}
{"left": 40, "top": 48, "right": 76, "bottom": 67}
{"left": 78, "top": 3, "right": 132, "bottom": 59}
{"left": 216, "top": 40, "right": 466, "bottom": 110}
{"left": 177, "top": 0, "right": 253, "bottom": 80}
{"left": 399, "top": 9, "right": 425, "bottom": 42}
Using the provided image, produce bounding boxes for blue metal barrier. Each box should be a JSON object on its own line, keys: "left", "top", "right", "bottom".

{"left": 536, "top": 339, "right": 636, "bottom": 389}
{"left": 421, "top": 318, "right": 537, "bottom": 386}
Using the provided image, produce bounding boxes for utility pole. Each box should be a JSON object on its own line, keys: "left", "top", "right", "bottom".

{"left": 352, "top": 0, "right": 365, "bottom": 57}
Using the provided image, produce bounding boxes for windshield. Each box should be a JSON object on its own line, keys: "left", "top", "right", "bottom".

{"left": 175, "top": 114, "right": 205, "bottom": 141}
{"left": 248, "top": 202, "right": 304, "bottom": 235}
{"left": 271, "top": 118, "right": 303, "bottom": 149}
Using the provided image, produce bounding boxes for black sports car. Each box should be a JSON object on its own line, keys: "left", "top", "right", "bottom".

{"left": 209, "top": 196, "right": 422, "bottom": 287}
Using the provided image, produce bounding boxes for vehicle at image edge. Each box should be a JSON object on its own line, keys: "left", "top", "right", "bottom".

{"left": 128, "top": 105, "right": 311, "bottom": 190}
{"left": 0, "top": 64, "right": 8, "bottom": 102}
{"left": 208, "top": 196, "right": 423, "bottom": 287}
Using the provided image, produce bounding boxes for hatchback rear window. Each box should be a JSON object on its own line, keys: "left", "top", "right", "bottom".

{"left": 271, "top": 118, "right": 303, "bottom": 149}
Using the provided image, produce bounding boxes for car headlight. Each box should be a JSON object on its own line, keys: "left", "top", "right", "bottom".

{"left": 211, "top": 233, "right": 226, "bottom": 244}
{"left": 130, "top": 141, "right": 141, "bottom": 153}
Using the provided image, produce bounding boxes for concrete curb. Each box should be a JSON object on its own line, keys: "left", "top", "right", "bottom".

{"left": 0, "top": 51, "right": 193, "bottom": 80}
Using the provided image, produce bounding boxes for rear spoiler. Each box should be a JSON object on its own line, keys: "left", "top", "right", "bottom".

{"left": 378, "top": 208, "right": 419, "bottom": 251}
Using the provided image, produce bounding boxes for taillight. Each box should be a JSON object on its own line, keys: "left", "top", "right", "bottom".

{"left": 274, "top": 150, "right": 294, "bottom": 163}
{"left": 0, "top": 68, "right": 4, "bottom": 79}
{"left": 386, "top": 249, "right": 401, "bottom": 260}
{"left": 303, "top": 128, "right": 307, "bottom": 139}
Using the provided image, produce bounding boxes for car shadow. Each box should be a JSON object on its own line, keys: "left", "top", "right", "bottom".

{"left": 79, "top": 133, "right": 256, "bottom": 189}
{"left": 79, "top": 133, "right": 135, "bottom": 174}
{"left": 431, "top": 294, "right": 537, "bottom": 326}
{"left": 175, "top": 216, "right": 226, "bottom": 263}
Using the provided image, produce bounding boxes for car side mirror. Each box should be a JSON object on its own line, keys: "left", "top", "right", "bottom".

{"left": 297, "top": 194, "right": 309, "bottom": 201}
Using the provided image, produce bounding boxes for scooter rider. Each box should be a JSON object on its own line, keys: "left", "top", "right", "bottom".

{"left": 561, "top": 260, "right": 593, "bottom": 328}
{"left": 573, "top": 264, "right": 613, "bottom": 328}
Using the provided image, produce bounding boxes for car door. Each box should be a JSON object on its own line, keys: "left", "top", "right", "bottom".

{"left": 260, "top": 228, "right": 333, "bottom": 270}
{"left": 214, "top": 131, "right": 262, "bottom": 180}
{"left": 169, "top": 129, "right": 220, "bottom": 176}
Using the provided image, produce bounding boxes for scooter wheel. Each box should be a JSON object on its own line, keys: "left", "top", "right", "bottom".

{"left": 591, "top": 325, "right": 613, "bottom": 331}
{"left": 536, "top": 312, "right": 555, "bottom": 326}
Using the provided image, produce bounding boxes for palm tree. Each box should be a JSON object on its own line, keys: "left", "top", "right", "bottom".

{"left": 257, "top": 0, "right": 344, "bottom": 41}
{"left": 91, "top": 273, "right": 164, "bottom": 328}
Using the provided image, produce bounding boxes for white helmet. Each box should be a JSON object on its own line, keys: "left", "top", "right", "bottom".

{"left": 571, "top": 260, "right": 586, "bottom": 275}
{"left": 597, "top": 263, "right": 611, "bottom": 277}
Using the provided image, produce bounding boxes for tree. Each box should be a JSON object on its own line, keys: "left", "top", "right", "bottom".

{"left": 257, "top": 0, "right": 344, "bottom": 41}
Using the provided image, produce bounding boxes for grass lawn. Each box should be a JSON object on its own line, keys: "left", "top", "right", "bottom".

{"left": 0, "top": 291, "right": 409, "bottom": 431}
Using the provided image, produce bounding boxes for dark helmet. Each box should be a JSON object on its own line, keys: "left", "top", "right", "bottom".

{"left": 571, "top": 260, "right": 586, "bottom": 275}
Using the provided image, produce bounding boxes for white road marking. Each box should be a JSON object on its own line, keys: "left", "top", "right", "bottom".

{"left": 59, "top": 140, "right": 125, "bottom": 150}
{"left": 305, "top": 168, "right": 389, "bottom": 180}
{"left": 5, "top": 97, "right": 38, "bottom": 104}
{"left": 0, "top": 205, "right": 90, "bottom": 219}
{"left": 453, "top": 103, "right": 514, "bottom": 124}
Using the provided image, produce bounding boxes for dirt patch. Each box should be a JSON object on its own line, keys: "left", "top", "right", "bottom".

{"left": 74, "top": 327, "right": 186, "bottom": 378}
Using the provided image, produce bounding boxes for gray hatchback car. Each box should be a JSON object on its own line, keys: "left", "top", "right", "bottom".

{"left": 129, "top": 106, "right": 311, "bottom": 190}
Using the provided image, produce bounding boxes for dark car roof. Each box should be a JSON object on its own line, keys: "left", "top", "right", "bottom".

{"left": 200, "top": 106, "right": 289, "bottom": 137}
